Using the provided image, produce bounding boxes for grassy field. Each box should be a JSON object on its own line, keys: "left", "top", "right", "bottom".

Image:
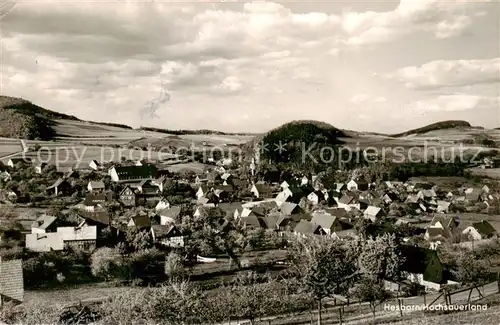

{"left": 469, "top": 168, "right": 500, "bottom": 179}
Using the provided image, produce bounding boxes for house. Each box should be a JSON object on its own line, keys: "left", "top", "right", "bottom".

{"left": 337, "top": 193, "right": 360, "bottom": 211}
{"left": 87, "top": 181, "right": 105, "bottom": 192}
{"left": 250, "top": 183, "right": 274, "bottom": 199}
{"left": 307, "top": 191, "right": 325, "bottom": 205}
{"left": 119, "top": 186, "right": 136, "bottom": 207}
{"left": 46, "top": 178, "right": 71, "bottom": 196}
{"left": 31, "top": 215, "right": 58, "bottom": 234}
{"left": 424, "top": 215, "right": 460, "bottom": 241}
{"left": 300, "top": 176, "right": 309, "bottom": 186}
{"left": 0, "top": 258, "right": 24, "bottom": 306}
{"left": 462, "top": 221, "right": 497, "bottom": 241}
{"left": 7, "top": 158, "right": 32, "bottom": 168}
{"left": 128, "top": 214, "right": 151, "bottom": 230}
{"left": 108, "top": 165, "right": 157, "bottom": 182}
{"left": 196, "top": 185, "right": 212, "bottom": 200}
{"left": 155, "top": 198, "right": 170, "bottom": 212}
{"left": 240, "top": 215, "right": 266, "bottom": 229}
{"left": 436, "top": 201, "right": 451, "bottom": 213}
{"left": 363, "top": 206, "right": 386, "bottom": 222}
{"left": 294, "top": 220, "right": 327, "bottom": 237}
{"left": 56, "top": 166, "right": 75, "bottom": 178}
{"left": 136, "top": 179, "right": 159, "bottom": 195}
{"left": 401, "top": 245, "right": 449, "bottom": 291}
{"left": 280, "top": 202, "right": 303, "bottom": 216}
{"left": 150, "top": 224, "right": 184, "bottom": 248}
{"left": 151, "top": 177, "right": 166, "bottom": 192}
{"left": 34, "top": 162, "right": 48, "bottom": 174}
{"left": 83, "top": 193, "right": 110, "bottom": 212}
{"left": 26, "top": 232, "right": 64, "bottom": 252}
{"left": 310, "top": 210, "right": 345, "bottom": 235}
{"left": 57, "top": 226, "right": 97, "bottom": 252}
{"left": 280, "top": 181, "right": 290, "bottom": 190}
{"left": 80, "top": 211, "right": 111, "bottom": 230}
{"left": 334, "top": 183, "right": 346, "bottom": 192}
{"left": 221, "top": 173, "right": 232, "bottom": 185}
{"left": 347, "top": 179, "right": 368, "bottom": 191}
{"left": 89, "top": 160, "right": 100, "bottom": 171}
{"left": 418, "top": 189, "right": 437, "bottom": 200}
{"left": 465, "top": 189, "right": 482, "bottom": 203}
{"left": 158, "top": 206, "right": 181, "bottom": 225}
{"left": 218, "top": 202, "right": 244, "bottom": 221}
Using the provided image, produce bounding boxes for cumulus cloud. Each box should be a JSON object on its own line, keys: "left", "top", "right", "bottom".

{"left": 0, "top": 0, "right": 494, "bottom": 131}
{"left": 406, "top": 94, "right": 500, "bottom": 112}
{"left": 388, "top": 58, "right": 500, "bottom": 89}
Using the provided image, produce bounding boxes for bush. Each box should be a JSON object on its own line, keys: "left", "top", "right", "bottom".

{"left": 90, "top": 247, "right": 126, "bottom": 281}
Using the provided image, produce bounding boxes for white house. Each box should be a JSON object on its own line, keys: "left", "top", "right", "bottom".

{"left": 347, "top": 180, "right": 358, "bottom": 191}
{"left": 307, "top": 192, "right": 321, "bottom": 205}
{"left": 462, "top": 221, "right": 497, "bottom": 241}
{"left": 87, "top": 181, "right": 105, "bottom": 192}
{"left": 89, "top": 160, "right": 100, "bottom": 171}
{"left": 280, "top": 181, "right": 290, "bottom": 190}
{"left": 300, "top": 176, "right": 309, "bottom": 186}
{"left": 155, "top": 198, "right": 170, "bottom": 212}
{"left": 363, "top": 206, "right": 385, "bottom": 222}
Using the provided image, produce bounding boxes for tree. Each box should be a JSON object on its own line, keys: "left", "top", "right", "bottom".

{"left": 351, "top": 277, "right": 392, "bottom": 325}
{"left": 126, "top": 228, "right": 153, "bottom": 251}
{"left": 453, "top": 253, "right": 490, "bottom": 286}
{"left": 165, "top": 252, "right": 186, "bottom": 282}
{"left": 358, "top": 234, "right": 405, "bottom": 281}
{"left": 288, "top": 237, "right": 357, "bottom": 325}
{"left": 90, "top": 247, "right": 125, "bottom": 281}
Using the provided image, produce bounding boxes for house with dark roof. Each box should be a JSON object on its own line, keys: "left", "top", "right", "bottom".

{"left": 89, "top": 160, "right": 100, "bottom": 171}
{"left": 0, "top": 259, "right": 24, "bottom": 306}
{"left": 31, "top": 215, "right": 58, "bottom": 234}
{"left": 46, "top": 178, "right": 71, "bottom": 196}
{"left": 240, "top": 215, "right": 267, "bottom": 229}
{"left": 250, "top": 183, "right": 274, "bottom": 199}
{"left": 109, "top": 165, "right": 157, "bottom": 182}
{"left": 401, "top": 245, "right": 449, "bottom": 291}
{"left": 424, "top": 215, "right": 460, "bottom": 241}
{"left": 128, "top": 214, "right": 151, "bottom": 230}
{"left": 310, "top": 211, "right": 346, "bottom": 235}
{"left": 150, "top": 224, "right": 184, "bottom": 248}
{"left": 294, "top": 220, "right": 326, "bottom": 237}
{"left": 462, "top": 221, "right": 497, "bottom": 241}
{"left": 307, "top": 190, "right": 325, "bottom": 205}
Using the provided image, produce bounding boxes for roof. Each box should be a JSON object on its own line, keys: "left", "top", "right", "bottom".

{"left": 57, "top": 226, "right": 97, "bottom": 241}
{"left": 280, "top": 202, "right": 299, "bottom": 216}
{"left": 47, "top": 178, "right": 68, "bottom": 190}
{"left": 472, "top": 221, "right": 497, "bottom": 236}
{"left": 339, "top": 194, "right": 355, "bottom": 205}
{"left": 0, "top": 259, "right": 24, "bottom": 302}
{"left": 84, "top": 193, "right": 107, "bottom": 206}
{"left": 82, "top": 211, "right": 110, "bottom": 225}
{"left": 88, "top": 181, "right": 105, "bottom": 189}
{"left": 158, "top": 206, "right": 182, "bottom": 220}
{"left": 112, "top": 165, "right": 157, "bottom": 179}
{"left": 253, "top": 183, "right": 274, "bottom": 194}
{"left": 324, "top": 208, "right": 347, "bottom": 218}
{"left": 31, "top": 214, "right": 57, "bottom": 230}
{"left": 294, "top": 220, "right": 322, "bottom": 235}
{"left": 261, "top": 213, "right": 279, "bottom": 230}
{"left": 311, "top": 211, "right": 337, "bottom": 230}
{"left": 364, "top": 206, "right": 382, "bottom": 217}
{"left": 426, "top": 227, "right": 448, "bottom": 239}
{"left": 25, "top": 233, "right": 64, "bottom": 252}
{"left": 241, "top": 215, "right": 266, "bottom": 228}
{"left": 430, "top": 215, "right": 459, "bottom": 230}
{"left": 129, "top": 214, "right": 151, "bottom": 229}
{"left": 151, "top": 224, "right": 181, "bottom": 238}
{"left": 401, "top": 245, "right": 441, "bottom": 277}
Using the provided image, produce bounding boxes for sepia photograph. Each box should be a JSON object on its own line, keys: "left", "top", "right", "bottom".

{"left": 0, "top": 0, "right": 499, "bottom": 324}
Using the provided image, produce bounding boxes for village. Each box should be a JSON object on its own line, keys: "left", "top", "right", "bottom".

{"left": 1, "top": 147, "right": 500, "bottom": 324}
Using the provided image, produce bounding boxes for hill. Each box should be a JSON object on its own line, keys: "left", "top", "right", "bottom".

{"left": 0, "top": 95, "right": 80, "bottom": 140}
{"left": 249, "top": 120, "right": 347, "bottom": 167}
{"left": 391, "top": 120, "right": 471, "bottom": 137}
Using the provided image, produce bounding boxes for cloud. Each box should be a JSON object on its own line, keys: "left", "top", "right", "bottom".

{"left": 350, "top": 94, "right": 388, "bottom": 104}
{"left": 388, "top": 57, "right": 500, "bottom": 89}
{"left": 340, "top": 0, "right": 488, "bottom": 46}
{"left": 405, "top": 94, "right": 499, "bottom": 112}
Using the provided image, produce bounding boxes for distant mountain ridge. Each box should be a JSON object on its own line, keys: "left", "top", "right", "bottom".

{"left": 391, "top": 120, "right": 472, "bottom": 137}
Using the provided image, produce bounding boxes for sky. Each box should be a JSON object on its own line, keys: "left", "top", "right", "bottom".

{"left": 1, "top": 0, "right": 499, "bottom": 133}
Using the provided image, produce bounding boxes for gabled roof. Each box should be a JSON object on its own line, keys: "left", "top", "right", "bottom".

{"left": 364, "top": 206, "right": 382, "bottom": 217}
{"left": 471, "top": 221, "right": 497, "bottom": 236}
{"left": 84, "top": 193, "right": 107, "bottom": 206}
{"left": 88, "top": 181, "right": 105, "bottom": 189}
{"left": 82, "top": 211, "right": 110, "bottom": 226}
{"left": 280, "top": 202, "right": 300, "bottom": 216}
{"left": 112, "top": 165, "right": 157, "bottom": 179}
{"left": 151, "top": 224, "right": 181, "bottom": 238}
{"left": 430, "top": 215, "right": 459, "bottom": 229}
{"left": 129, "top": 214, "right": 151, "bottom": 229}
{"left": 401, "top": 245, "right": 441, "bottom": 277}
{"left": 31, "top": 214, "right": 57, "bottom": 230}
{"left": 294, "top": 220, "right": 324, "bottom": 235}
{"left": 311, "top": 211, "right": 337, "bottom": 230}
{"left": 158, "top": 206, "right": 182, "bottom": 220}
{"left": 0, "top": 259, "right": 24, "bottom": 302}
{"left": 241, "top": 215, "right": 266, "bottom": 228}
{"left": 47, "top": 178, "right": 68, "bottom": 190}
{"left": 339, "top": 194, "right": 355, "bottom": 205}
